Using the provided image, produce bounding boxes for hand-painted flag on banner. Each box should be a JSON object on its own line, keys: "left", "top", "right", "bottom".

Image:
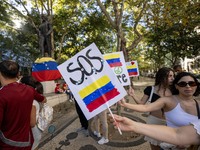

{"left": 79, "top": 75, "right": 120, "bottom": 112}
{"left": 58, "top": 43, "right": 127, "bottom": 120}
{"left": 32, "top": 57, "right": 62, "bottom": 82}
{"left": 103, "top": 53, "right": 122, "bottom": 68}
{"left": 126, "top": 61, "right": 140, "bottom": 77}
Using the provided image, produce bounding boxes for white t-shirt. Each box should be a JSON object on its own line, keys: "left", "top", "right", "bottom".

{"left": 32, "top": 100, "right": 42, "bottom": 150}
{"left": 33, "top": 100, "right": 40, "bottom": 120}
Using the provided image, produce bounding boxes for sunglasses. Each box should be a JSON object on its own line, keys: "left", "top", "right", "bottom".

{"left": 176, "top": 81, "right": 197, "bottom": 87}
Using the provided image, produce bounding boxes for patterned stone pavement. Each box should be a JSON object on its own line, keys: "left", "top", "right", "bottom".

{"left": 38, "top": 77, "right": 155, "bottom": 150}
{"left": 39, "top": 115, "right": 150, "bottom": 150}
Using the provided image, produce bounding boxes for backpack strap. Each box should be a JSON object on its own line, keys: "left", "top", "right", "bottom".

{"left": 194, "top": 99, "right": 200, "bottom": 119}
{"left": 147, "top": 86, "right": 154, "bottom": 103}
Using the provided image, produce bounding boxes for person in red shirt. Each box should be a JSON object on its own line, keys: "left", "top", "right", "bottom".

{"left": 0, "top": 60, "right": 46, "bottom": 150}
{"left": 54, "top": 83, "right": 64, "bottom": 94}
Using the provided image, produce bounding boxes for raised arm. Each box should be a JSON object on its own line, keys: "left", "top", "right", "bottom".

{"left": 34, "top": 89, "right": 47, "bottom": 103}
{"left": 111, "top": 114, "right": 200, "bottom": 146}
{"left": 128, "top": 86, "right": 149, "bottom": 104}
{"left": 41, "top": 97, "right": 47, "bottom": 103}
{"left": 118, "top": 97, "right": 166, "bottom": 113}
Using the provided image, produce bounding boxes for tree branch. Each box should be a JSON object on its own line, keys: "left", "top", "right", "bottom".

{"left": 127, "top": 1, "right": 147, "bottom": 51}
{"left": 39, "top": 0, "right": 48, "bottom": 13}
{"left": 96, "top": 0, "right": 116, "bottom": 29}
{"left": 3, "top": 0, "right": 39, "bottom": 33}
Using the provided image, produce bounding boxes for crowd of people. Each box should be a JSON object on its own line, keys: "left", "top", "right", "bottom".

{"left": 127, "top": 67, "right": 174, "bottom": 150}
{"left": 119, "top": 71, "right": 200, "bottom": 150}
{"left": 1, "top": 59, "right": 200, "bottom": 149}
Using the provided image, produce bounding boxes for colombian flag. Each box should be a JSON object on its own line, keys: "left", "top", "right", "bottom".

{"left": 32, "top": 57, "right": 62, "bottom": 82}
{"left": 103, "top": 53, "right": 122, "bottom": 68}
{"left": 79, "top": 75, "right": 120, "bottom": 112}
{"left": 126, "top": 61, "right": 139, "bottom": 76}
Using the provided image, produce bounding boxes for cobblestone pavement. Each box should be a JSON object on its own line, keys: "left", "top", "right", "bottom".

{"left": 39, "top": 118, "right": 150, "bottom": 150}
{"left": 38, "top": 77, "right": 154, "bottom": 150}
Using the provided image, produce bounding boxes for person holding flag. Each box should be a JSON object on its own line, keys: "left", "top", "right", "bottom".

{"left": 93, "top": 110, "right": 109, "bottom": 144}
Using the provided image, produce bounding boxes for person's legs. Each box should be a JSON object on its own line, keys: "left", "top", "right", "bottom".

{"left": 46, "top": 36, "right": 52, "bottom": 56}
{"left": 144, "top": 115, "right": 166, "bottom": 150}
{"left": 39, "top": 36, "right": 45, "bottom": 56}
{"left": 66, "top": 91, "right": 70, "bottom": 98}
{"left": 99, "top": 110, "right": 108, "bottom": 139}
{"left": 98, "top": 110, "right": 109, "bottom": 144}
{"left": 93, "top": 115, "right": 101, "bottom": 138}
{"left": 69, "top": 92, "right": 74, "bottom": 101}
{"left": 74, "top": 100, "right": 89, "bottom": 136}
{"left": 66, "top": 90, "right": 73, "bottom": 102}
{"left": 71, "top": 93, "right": 74, "bottom": 100}
{"left": 74, "top": 100, "right": 88, "bottom": 129}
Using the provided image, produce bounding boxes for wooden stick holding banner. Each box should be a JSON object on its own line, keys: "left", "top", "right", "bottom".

{"left": 107, "top": 106, "right": 122, "bottom": 135}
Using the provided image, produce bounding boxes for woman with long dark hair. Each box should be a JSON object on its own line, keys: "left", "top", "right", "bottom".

{"left": 119, "top": 72, "right": 200, "bottom": 149}
{"left": 127, "top": 67, "right": 174, "bottom": 150}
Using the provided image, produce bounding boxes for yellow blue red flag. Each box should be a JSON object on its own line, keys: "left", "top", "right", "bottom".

{"left": 32, "top": 57, "right": 61, "bottom": 82}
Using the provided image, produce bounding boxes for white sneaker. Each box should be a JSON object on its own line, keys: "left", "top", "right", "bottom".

{"left": 98, "top": 137, "right": 109, "bottom": 145}
{"left": 93, "top": 131, "right": 101, "bottom": 138}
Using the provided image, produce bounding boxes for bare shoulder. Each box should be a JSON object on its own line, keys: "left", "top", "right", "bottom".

{"left": 195, "top": 98, "right": 200, "bottom": 104}
{"left": 160, "top": 95, "right": 174, "bottom": 101}
{"left": 162, "top": 95, "right": 177, "bottom": 110}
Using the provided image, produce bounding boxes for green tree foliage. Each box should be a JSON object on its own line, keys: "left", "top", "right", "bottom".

{"left": 0, "top": 0, "right": 16, "bottom": 60}
{"left": 2, "top": 0, "right": 55, "bottom": 58}
{"left": 1, "top": 0, "right": 117, "bottom": 63}
{"left": 145, "top": 0, "right": 200, "bottom": 67}
{"left": 0, "top": 0, "right": 12, "bottom": 27}
{"left": 1, "top": 0, "right": 199, "bottom": 71}
{"left": 53, "top": 0, "right": 116, "bottom": 63}
{"left": 96, "top": 0, "right": 148, "bottom": 62}
{"left": 0, "top": 22, "right": 39, "bottom": 67}
{"left": 0, "top": 0, "right": 43, "bottom": 64}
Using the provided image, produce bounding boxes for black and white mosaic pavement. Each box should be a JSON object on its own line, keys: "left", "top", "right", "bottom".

{"left": 39, "top": 107, "right": 148, "bottom": 150}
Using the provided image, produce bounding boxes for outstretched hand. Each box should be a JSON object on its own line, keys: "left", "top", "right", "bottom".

{"left": 128, "top": 86, "right": 135, "bottom": 97}
{"left": 118, "top": 98, "right": 127, "bottom": 107}
{"left": 109, "top": 114, "right": 135, "bottom": 132}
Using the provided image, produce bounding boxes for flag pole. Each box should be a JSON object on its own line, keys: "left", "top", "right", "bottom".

{"left": 107, "top": 107, "right": 122, "bottom": 135}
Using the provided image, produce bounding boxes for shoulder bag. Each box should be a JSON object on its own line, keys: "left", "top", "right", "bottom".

{"left": 146, "top": 86, "right": 154, "bottom": 104}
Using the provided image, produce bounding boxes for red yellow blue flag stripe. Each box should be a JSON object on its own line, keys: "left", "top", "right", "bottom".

{"left": 103, "top": 53, "right": 122, "bottom": 68}
{"left": 126, "top": 61, "right": 139, "bottom": 76}
{"left": 79, "top": 75, "right": 120, "bottom": 112}
{"left": 32, "top": 57, "right": 61, "bottom": 82}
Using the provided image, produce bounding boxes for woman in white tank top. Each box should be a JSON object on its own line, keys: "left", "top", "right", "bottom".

{"left": 125, "top": 67, "right": 174, "bottom": 150}
{"left": 119, "top": 72, "right": 200, "bottom": 149}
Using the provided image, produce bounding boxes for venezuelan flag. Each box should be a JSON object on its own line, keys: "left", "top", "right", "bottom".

{"left": 127, "top": 62, "right": 138, "bottom": 76}
{"left": 79, "top": 75, "right": 120, "bottom": 112}
{"left": 103, "top": 53, "right": 122, "bottom": 68}
{"left": 32, "top": 57, "right": 62, "bottom": 82}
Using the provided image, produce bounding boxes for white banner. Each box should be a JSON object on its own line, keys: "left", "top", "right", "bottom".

{"left": 103, "top": 52, "right": 131, "bottom": 86}
{"left": 57, "top": 43, "right": 127, "bottom": 120}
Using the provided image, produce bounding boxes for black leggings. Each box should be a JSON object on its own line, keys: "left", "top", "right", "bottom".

{"left": 74, "top": 100, "right": 88, "bottom": 129}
